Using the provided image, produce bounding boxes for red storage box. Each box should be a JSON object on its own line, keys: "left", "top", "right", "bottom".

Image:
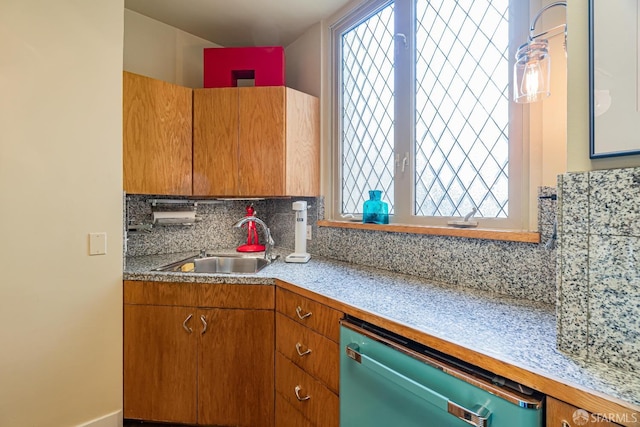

{"left": 203, "top": 46, "right": 285, "bottom": 88}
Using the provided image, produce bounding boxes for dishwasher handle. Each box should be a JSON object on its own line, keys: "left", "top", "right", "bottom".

{"left": 346, "top": 343, "right": 490, "bottom": 427}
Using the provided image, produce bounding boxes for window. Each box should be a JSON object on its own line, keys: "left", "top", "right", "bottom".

{"left": 331, "top": 0, "right": 529, "bottom": 229}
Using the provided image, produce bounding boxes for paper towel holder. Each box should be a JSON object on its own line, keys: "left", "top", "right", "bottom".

{"left": 150, "top": 201, "right": 199, "bottom": 226}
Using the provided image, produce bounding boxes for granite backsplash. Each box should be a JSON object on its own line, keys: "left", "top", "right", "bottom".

{"left": 558, "top": 167, "right": 640, "bottom": 372}
{"left": 125, "top": 188, "right": 557, "bottom": 304}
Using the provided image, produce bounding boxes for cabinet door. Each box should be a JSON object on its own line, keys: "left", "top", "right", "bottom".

{"left": 123, "top": 72, "right": 192, "bottom": 195}
{"left": 124, "top": 304, "right": 198, "bottom": 424}
{"left": 284, "top": 87, "right": 320, "bottom": 196}
{"left": 546, "top": 397, "right": 624, "bottom": 427}
{"left": 238, "top": 86, "right": 286, "bottom": 196}
{"left": 198, "top": 308, "right": 275, "bottom": 427}
{"left": 193, "top": 88, "right": 239, "bottom": 196}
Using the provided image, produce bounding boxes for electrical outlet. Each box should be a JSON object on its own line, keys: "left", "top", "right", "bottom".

{"left": 306, "top": 225, "right": 312, "bottom": 240}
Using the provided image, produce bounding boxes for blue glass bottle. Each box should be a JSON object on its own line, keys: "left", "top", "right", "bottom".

{"left": 362, "top": 190, "right": 389, "bottom": 224}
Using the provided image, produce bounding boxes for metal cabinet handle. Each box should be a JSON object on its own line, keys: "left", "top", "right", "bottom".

{"left": 295, "top": 306, "right": 312, "bottom": 319}
{"left": 294, "top": 385, "right": 311, "bottom": 401}
{"left": 561, "top": 422, "right": 570, "bottom": 427}
{"left": 200, "top": 315, "right": 207, "bottom": 334}
{"left": 183, "top": 314, "right": 193, "bottom": 333}
{"left": 295, "top": 342, "right": 312, "bottom": 356}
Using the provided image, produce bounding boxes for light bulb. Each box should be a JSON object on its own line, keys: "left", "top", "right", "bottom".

{"left": 513, "top": 39, "right": 551, "bottom": 103}
{"left": 521, "top": 62, "right": 541, "bottom": 102}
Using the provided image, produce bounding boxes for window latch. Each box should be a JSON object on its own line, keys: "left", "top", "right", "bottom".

{"left": 395, "top": 153, "right": 409, "bottom": 172}
{"left": 394, "top": 33, "right": 408, "bottom": 49}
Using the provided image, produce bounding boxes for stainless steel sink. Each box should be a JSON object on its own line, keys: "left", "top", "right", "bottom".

{"left": 154, "top": 254, "right": 269, "bottom": 274}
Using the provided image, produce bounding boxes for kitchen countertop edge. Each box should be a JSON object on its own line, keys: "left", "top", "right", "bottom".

{"left": 124, "top": 251, "right": 640, "bottom": 420}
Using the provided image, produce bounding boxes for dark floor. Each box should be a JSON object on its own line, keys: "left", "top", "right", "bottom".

{"left": 124, "top": 421, "right": 193, "bottom": 427}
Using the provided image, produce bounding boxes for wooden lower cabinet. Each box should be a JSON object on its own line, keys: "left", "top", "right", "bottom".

{"left": 123, "top": 281, "right": 274, "bottom": 427}
{"left": 124, "top": 304, "right": 198, "bottom": 424}
{"left": 275, "top": 286, "right": 342, "bottom": 427}
{"left": 275, "top": 353, "right": 339, "bottom": 427}
{"left": 276, "top": 313, "right": 339, "bottom": 394}
{"left": 547, "top": 397, "right": 625, "bottom": 427}
{"left": 275, "top": 287, "right": 342, "bottom": 342}
{"left": 276, "top": 394, "right": 313, "bottom": 427}
{"left": 198, "top": 308, "right": 274, "bottom": 426}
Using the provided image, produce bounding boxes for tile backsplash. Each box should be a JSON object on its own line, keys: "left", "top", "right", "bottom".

{"left": 558, "top": 167, "right": 640, "bottom": 372}
{"left": 126, "top": 188, "right": 557, "bottom": 304}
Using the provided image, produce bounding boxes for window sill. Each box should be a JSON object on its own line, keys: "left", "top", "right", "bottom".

{"left": 317, "top": 220, "right": 540, "bottom": 243}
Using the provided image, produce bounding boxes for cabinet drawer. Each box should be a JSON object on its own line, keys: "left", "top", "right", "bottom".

{"left": 276, "top": 287, "right": 342, "bottom": 342}
{"left": 124, "top": 281, "right": 274, "bottom": 309}
{"left": 124, "top": 281, "right": 199, "bottom": 306}
{"left": 276, "top": 313, "right": 339, "bottom": 393}
{"left": 547, "top": 397, "right": 624, "bottom": 427}
{"left": 275, "top": 353, "right": 339, "bottom": 427}
{"left": 276, "top": 393, "right": 313, "bottom": 427}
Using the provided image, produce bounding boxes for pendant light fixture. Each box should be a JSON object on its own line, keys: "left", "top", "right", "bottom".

{"left": 514, "top": 1, "right": 567, "bottom": 103}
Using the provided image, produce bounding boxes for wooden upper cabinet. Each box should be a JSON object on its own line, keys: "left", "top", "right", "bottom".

{"left": 193, "top": 87, "right": 239, "bottom": 196}
{"left": 123, "top": 71, "right": 193, "bottom": 195}
{"left": 284, "top": 88, "right": 321, "bottom": 197}
{"left": 193, "top": 86, "right": 320, "bottom": 197}
{"left": 238, "top": 86, "right": 286, "bottom": 196}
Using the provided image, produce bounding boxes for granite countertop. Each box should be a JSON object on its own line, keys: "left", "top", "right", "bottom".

{"left": 124, "top": 249, "right": 640, "bottom": 410}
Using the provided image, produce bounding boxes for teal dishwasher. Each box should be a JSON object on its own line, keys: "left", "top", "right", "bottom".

{"left": 340, "top": 317, "right": 543, "bottom": 427}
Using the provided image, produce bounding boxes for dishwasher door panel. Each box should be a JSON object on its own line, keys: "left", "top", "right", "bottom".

{"left": 340, "top": 324, "right": 543, "bottom": 427}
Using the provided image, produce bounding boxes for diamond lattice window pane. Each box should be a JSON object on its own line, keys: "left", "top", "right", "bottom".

{"left": 415, "top": 0, "right": 509, "bottom": 218}
{"left": 341, "top": 4, "right": 395, "bottom": 214}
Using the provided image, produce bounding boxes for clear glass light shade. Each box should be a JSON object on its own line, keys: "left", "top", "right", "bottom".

{"left": 513, "top": 40, "right": 551, "bottom": 103}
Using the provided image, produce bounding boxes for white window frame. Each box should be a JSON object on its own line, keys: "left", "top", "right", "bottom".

{"left": 327, "top": 0, "right": 535, "bottom": 231}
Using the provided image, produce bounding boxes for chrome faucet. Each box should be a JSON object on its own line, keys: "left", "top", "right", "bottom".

{"left": 232, "top": 216, "right": 275, "bottom": 262}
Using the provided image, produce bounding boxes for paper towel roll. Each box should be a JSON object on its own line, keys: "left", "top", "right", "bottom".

{"left": 153, "top": 210, "right": 196, "bottom": 224}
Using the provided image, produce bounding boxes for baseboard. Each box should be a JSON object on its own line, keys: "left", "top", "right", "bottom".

{"left": 76, "top": 410, "right": 122, "bottom": 427}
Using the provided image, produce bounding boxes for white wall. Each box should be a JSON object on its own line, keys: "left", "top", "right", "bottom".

{"left": 124, "top": 9, "right": 221, "bottom": 87}
{"left": 0, "top": 1, "right": 124, "bottom": 426}
{"left": 567, "top": 0, "right": 640, "bottom": 171}
{"left": 285, "top": 23, "right": 322, "bottom": 97}
{"left": 538, "top": 0, "right": 568, "bottom": 185}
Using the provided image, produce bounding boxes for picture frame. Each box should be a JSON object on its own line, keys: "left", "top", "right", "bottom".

{"left": 589, "top": 0, "right": 640, "bottom": 158}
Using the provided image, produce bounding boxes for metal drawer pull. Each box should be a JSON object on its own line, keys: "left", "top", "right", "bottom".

{"left": 182, "top": 314, "right": 193, "bottom": 333}
{"left": 561, "top": 422, "right": 570, "bottom": 427}
{"left": 296, "top": 342, "right": 312, "bottom": 356}
{"left": 295, "top": 306, "right": 312, "bottom": 319}
{"left": 294, "top": 385, "right": 311, "bottom": 401}
{"left": 200, "top": 315, "right": 208, "bottom": 334}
